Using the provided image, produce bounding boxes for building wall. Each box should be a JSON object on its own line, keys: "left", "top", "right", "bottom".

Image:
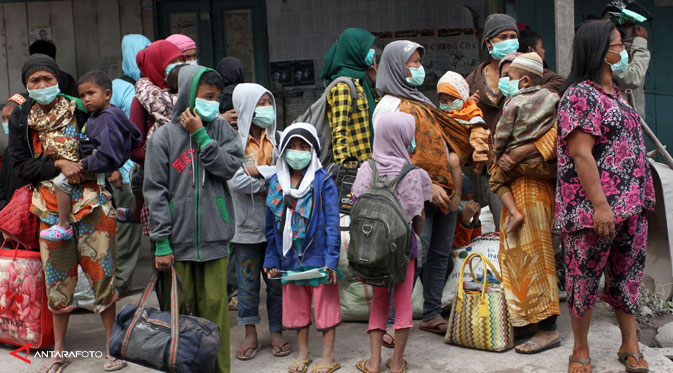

{"left": 0, "top": 0, "right": 154, "bottom": 102}
{"left": 265, "top": 0, "right": 490, "bottom": 85}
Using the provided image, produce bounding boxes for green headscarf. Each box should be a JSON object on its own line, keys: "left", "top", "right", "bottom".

{"left": 319, "top": 28, "right": 376, "bottom": 123}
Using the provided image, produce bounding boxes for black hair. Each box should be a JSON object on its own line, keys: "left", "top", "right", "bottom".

{"left": 198, "top": 70, "right": 225, "bottom": 92}
{"left": 29, "top": 40, "right": 56, "bottom": 59}
{"left": 77, "top": 71, "right": 112, "bottom": 92}
{"left": 167, "top": 64, "right": 187, "bottom": 94}
{"left": 561, "top": 20, "right": 616, "bottom": 95}
{"left": 518, "top": 29, "right": 542, "bottom": 54}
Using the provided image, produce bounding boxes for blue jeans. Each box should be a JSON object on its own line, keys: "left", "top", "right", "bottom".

{"left": 417, "top": 206, "right": 458, "bottom": 321}
{"left": 236, "top": 242, "right": 283, "bottom": 332}
{"left": 387, "top": 206, "right": 458, "bottom": 325}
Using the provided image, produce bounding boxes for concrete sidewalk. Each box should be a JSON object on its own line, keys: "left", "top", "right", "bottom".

{"left": 1, "top": 242, "right": 672, "bottom": 372}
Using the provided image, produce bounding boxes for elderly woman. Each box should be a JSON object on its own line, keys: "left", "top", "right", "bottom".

{"left": 557, "top": 20, "right": 654, "bottom": 373}
{"left": 465, "top": 13, "right": 520, "bottom": 229}
{"left": 8, "top": 54, "right": 126, "bottom": 372}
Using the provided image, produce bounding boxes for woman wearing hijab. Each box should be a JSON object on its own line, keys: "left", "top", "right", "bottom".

{"left": 217, "top": 57, "right": 245, "bottom": 128}
{"left": 166, "top": 33, "right": 198, "bottom": 63}
{"left": 118, "top": 40, "right": 184, "bottom": 227}
{"left": 320, "top": 28, "right": 378, "bottom": 165}
{"left": 109, "top": 33, "right": 151, "bottom": 296}
{"left": 111, "top": 34, "right": 151, "bottom": 116}
{"left": 352, "top": 112, "right": 432, "bottom": 373}
{"left": 373, "top": 40, "right": 474, "bottom": 336}
{"left": 465, "top": 14, "right": 519, "bottom": 229}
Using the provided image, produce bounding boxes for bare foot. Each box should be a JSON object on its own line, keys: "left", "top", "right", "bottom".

{"left": 506, "top": 211, "right": 524, "bottom": 233}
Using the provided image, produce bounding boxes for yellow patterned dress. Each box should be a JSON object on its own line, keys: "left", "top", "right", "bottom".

{"left": 498, "top": 125, "right": 560, "bottom": 327}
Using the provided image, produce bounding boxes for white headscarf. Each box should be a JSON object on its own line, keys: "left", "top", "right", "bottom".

{"left": 276, "top": 122, "right": 322, "bottom": 257}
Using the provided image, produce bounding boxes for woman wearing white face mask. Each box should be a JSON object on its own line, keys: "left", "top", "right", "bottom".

{"left": 229, "top": 83, "right": 292, "bottom": 361}
{"left": 465, "top": 13, "right": 519, "bottom": 231}
{"left": 9, "top": 53, "right": 126, "bottom": 372}
{"left": 557, "top": 20, "right": 653, "bottom": 373}
{"left": 373, "top": 40, "right": 470, "bottom": 338}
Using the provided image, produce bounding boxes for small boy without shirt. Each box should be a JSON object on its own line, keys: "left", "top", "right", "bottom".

{"left": 490, "top": 53, "right": 558, "bottom": 233}
{"left": 39, "top": 71, "right": 141, "bottom": 241}
{"left": 144, "top": 65, "right": 245, "bottom": 373}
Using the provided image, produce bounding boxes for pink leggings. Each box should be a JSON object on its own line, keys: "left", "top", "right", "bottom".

{"left": 368, "top": 259, "right": 416, "bottom": 332}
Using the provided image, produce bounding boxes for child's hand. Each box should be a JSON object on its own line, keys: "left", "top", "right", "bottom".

{"left": 108, "top": 171, "right": 123, "bottom": 190}
{"left": 264, "top": 267, "right": 279, "bottom": 279}
{"left": 468, "top": 90, "right": 480, "bottom": 104}
{"left": 246, "top": 166, "right": 261, "bottom": 178}
{"left": 155, "top": 254, "right": 174, "bottom": 271}
{"left": 181, "top": 108, "right": 204, "bottom": 133}
{"left": 449, "top": 193, "right": 461, "bottom": 212}
{"left": 325, "top": 267, "right": 337, "bottom": 285}
{"left": 221, "top": 109, "right": 238, "bottom": 127}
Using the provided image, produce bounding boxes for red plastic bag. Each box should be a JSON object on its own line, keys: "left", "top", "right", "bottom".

{"left": 0, "top": 241, "right": 54, "bottom": 348}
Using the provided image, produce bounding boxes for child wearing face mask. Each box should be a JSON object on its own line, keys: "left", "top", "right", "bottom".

{"left": 229, "top": 83, "right": 291, "bottom": 361}
{"left": 490, "top": 53, "right": 559, "bottom": 233}
{"left": 263, "top": 123, "right": 342, "bottom": 373}
{"left": 437, "top": 71, "right": 493, "bottom": 208}
{"left": 144, "top": 65, "right": 244, "bottom": 373}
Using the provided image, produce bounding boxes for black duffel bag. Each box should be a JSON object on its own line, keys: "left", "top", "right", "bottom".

{"left": 110, "top": 266, "right": 220, "bottom": 372}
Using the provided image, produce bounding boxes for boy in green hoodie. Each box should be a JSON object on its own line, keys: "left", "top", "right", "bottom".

{"left": 144, "top": 65, "right": 244, "bottom": 373}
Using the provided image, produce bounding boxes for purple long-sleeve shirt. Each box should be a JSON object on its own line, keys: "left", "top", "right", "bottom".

{"left": 80, "top": 106, "right": 142, "bottom": 173}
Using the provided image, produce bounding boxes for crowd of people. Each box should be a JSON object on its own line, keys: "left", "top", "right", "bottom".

{"left": 0, "top": 2, "right": 657, "bottom": 373}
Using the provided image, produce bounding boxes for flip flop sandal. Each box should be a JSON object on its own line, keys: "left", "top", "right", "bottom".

{"left": 39, "top": 357, "right": 71, "bottom": 373}
{"left": 515, "top": 337, "right": 562, "bottom": 354}
{"left": 419, "top": 320, "right": 448, "bottom": 335}
{"left": 382, "top": 332, "right": 395, "bottom": 349}
{"left": 104, "top": 355, "right": 128, "bottom": 371}
{"left": 310, "top": 363, "right": 341, "bottom": 373}
{"left": 272, "top": 341, "right": 293, "bottom": 357}
{"left": 618, "top": 351, "right": 649, "bottom": 373}
{"left": 289, "top": 359, "right": 312, "bottom": 373}
{"left": 40, "top": 225, "right": 73, "bottom": 242}
{"left": 235, "top": 345, "right": 262, "bottom": 361}
{"left": 568, "top": 355, "right": 591, "bottom": 373}
{"left": 386, "top": 358, "right": 409, "bottom": 373}
{"left": 356, "top": 359, "right": 379, "bottom": 373}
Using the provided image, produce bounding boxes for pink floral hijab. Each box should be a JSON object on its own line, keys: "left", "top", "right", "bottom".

{"left": 352, "top": 112, "right": 433, "bottom": 221}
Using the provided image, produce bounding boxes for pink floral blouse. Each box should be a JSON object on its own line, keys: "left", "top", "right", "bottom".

{"left": 555, "top": 80, "right": 655, "bottom": 232}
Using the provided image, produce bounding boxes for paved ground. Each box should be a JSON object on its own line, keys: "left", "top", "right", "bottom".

{"left": 1, "top": 239, "right": 672, "bottom": 372}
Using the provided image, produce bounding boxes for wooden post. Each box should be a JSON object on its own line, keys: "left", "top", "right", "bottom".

{"left": 554, "top": 0, "right": 574, "bottom": 77}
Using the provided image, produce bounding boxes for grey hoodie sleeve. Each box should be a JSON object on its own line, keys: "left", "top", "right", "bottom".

{"left": 143, "top": 132, "right": 173, "bottom": 244}
{"left": 197, "top": 121, "right": 245, "bottom": 181}
{"left": 229, "top": 167, "right": 267, "bottom": 193}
